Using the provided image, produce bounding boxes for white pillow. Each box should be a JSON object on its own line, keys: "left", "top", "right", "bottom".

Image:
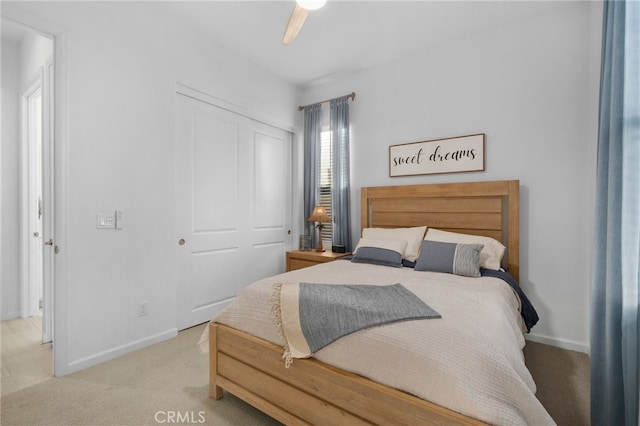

{"left": 362, "top": 226, "right": 427, "bottom": 262}
{"left": 424, "top": 228, "right": 505, "bottom": 270}
{"left": 354, "top": 238, "right": 408, "bottom": 256}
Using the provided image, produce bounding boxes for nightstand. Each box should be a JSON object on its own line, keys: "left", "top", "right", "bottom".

{"left": 286, "top": 250, "right": 351, "bottom": 272}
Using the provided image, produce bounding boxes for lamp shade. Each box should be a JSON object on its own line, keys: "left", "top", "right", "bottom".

{"left": 296, "top": 0, "right": 327, "bottom": 11}
{"left": 307, "top": 205, "right": 330, "bottom": 223}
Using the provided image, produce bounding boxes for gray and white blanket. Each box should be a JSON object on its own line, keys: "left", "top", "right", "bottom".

{"left": 273, "top": 282, "right": 440, "bottom": 366}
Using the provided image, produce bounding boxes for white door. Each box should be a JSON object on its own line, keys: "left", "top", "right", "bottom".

{"left": 28, "top": 85, "right": 44, "bottom": 317}
{"left": 21, "top": 63, "right": 54, "bottom": 344}
{"left": 175, "top": 93, "right": 292, "bottom": 330}
{"left": 22, "top": 72, "right": 44, "bottom": 320}
{"left": 41, "top": 57, "right": 55, "bottom": 344}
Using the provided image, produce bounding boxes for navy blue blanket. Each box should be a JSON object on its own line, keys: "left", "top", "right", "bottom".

{"left": 480, "top": 269, "right": 539, "bottom": 332}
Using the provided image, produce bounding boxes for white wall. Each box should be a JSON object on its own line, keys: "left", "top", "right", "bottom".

{"left": 1, "top": 37, "right": 21, "bottom": 320}
{"left": 301, "top": 2, "right": 601, "bottom": 353}
{"left": 3, "top": 2, "right": 298, "bottom": 375}
{"left": 20, "top": 31, "right": 52, "bottom": 88}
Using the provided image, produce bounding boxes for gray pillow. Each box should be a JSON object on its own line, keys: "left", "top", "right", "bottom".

{"left": 351, "top": 247, "right": 403, "bottom": 268}
{"left": 415, "top": 240, "right": 484, "bottom": 277}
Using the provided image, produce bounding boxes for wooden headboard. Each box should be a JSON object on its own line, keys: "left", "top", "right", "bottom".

{"left": 361, "top": 180, "right": 520, "bottom": 281}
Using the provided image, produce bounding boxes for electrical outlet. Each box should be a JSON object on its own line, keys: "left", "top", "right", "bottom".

{"left": 138, "top": 301, "right": 149, "bottom": 317}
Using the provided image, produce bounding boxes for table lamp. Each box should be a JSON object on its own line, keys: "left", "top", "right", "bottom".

{"left": 307, "top": 205, "right": 330, "bottom": 252}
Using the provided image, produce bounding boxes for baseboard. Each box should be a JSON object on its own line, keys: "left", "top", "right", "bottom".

{"left": 66, "top": 328, "right": 178, "bottom": 375}
{"left": 1, "top": 311, "right": 20, "bottom": 321}
{"left": 525, "top": 333, "right": 589, "bottom": 354}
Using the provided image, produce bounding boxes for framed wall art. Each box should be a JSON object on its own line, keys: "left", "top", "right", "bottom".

{"left": 389, "top": 133, "right": 485, "bottom": 177}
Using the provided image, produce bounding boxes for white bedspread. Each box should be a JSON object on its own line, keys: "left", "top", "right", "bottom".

{"left": 199, "top": 260, "right": 554, "bottom": 425}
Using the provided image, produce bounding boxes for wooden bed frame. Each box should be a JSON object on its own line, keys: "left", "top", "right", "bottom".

{"left": 209, "top": 180, "right": 519, "bottom": 425}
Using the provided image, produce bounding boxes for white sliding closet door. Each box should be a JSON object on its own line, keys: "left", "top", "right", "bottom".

{"left": 175, "top": 92, "right": 292, "bottom": 330}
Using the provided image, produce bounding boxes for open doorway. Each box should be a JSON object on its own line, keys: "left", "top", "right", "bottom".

{"left": 23, "top": 69, "right": 44, "bottom": 321}
{"left": 1, "top": 17, "right": 54, "bottom": 393}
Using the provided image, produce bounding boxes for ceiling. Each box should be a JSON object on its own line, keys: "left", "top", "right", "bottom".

{"left": 158, "top": 1, "right": 568, "bottom": 87}
{"left": 2, "top": 1, "right": 569, "bottom": 88}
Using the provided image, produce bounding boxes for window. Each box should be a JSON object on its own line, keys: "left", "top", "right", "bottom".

{"left": 303, "top": 97, "right": 351, "bottom": 251}
{"left": 319, "top": 128, "right": 332, "bottom": 241}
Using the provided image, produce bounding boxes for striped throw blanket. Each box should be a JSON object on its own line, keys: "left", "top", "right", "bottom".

{"left": 273, "top": 282, "right": 441, "bottom": 367}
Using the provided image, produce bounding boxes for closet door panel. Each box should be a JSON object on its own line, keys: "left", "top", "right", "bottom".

{"left": 175, "top": 94, "right": 244, "bottom": 329}
{"left": 175, "top": 93, "right": 292, "bottom": 330}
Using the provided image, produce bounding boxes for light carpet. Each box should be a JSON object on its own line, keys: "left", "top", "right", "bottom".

{"left": 1, "top": 324, "right": 279, "bottom": 426}
{"left": 1, "top": 323, "right": 590, "bottom": 425}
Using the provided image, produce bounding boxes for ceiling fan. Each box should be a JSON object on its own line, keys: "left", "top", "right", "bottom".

{"left": 282, "top": 0, "right": 327, "bottom": 46}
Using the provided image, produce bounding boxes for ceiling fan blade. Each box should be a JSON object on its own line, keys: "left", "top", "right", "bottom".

{"left": 282, "top": 3, "right": 309, "bottom": 46}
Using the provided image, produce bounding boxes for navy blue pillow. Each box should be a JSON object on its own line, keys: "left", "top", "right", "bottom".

{"left": 351, "top": 247, "right": 403, "bottom": 268}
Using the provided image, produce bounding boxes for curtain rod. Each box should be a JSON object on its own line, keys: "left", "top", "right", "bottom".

{"left": 298, "top": 92, "right": 356, "bottom": 111}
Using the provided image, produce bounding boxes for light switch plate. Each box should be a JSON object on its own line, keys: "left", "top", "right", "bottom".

{"left": 97, "top": 213, "right": 115, "bottom": 229}
{"left": 115, "top": 210, "right": 123, "bottom": 229}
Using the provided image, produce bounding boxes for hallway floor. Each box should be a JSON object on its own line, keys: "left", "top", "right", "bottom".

{"left": 1, "top": 316, "right": 52, "bottom": 395}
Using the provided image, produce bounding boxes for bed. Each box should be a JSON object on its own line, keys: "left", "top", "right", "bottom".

{"left": 201, "top": 180, "right": 553, "bottom": 425}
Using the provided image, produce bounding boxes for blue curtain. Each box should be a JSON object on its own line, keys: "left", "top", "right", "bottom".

{"left": 303, "top": 103, "right": 323, "bottom": 247}
{"left": 591, "top": 1, "right": 640, "bottom": 425}
{"left": 330, "top": 96, "right": 352, "bottom": 252}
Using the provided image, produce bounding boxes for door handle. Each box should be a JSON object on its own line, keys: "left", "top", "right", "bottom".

{"left": 178, "top": 239, "right": 185, "bottom": 246}
{"left": 44, "top": 239, "right": 54, "bottom": 246}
